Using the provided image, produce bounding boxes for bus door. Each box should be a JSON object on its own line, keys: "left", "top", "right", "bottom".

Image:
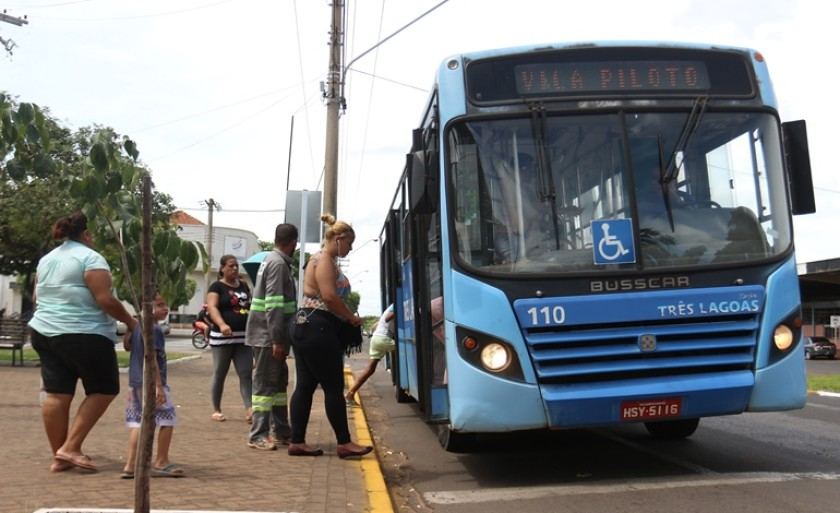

{"left": 385, "top": 186, "right": 418, "bottom": 403}
{"left": 401, "top": 127, "right": 449, "bottom": 422}
{"left": 412, "top": 210, "right": 447, "bottom": 421}
{"left": 380, "top": 209, "right": 400, "bottom": 383}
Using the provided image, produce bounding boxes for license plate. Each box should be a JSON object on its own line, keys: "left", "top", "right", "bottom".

{"left": 620, "top": 397, "right": 681, "bottom": 421}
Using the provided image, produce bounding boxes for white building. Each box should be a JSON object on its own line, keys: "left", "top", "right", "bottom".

{"left": 169, "top": 211, "right": 262, "bottom": 324}
{"left": 0, "top": 274, "right": 22, "bottom": 318}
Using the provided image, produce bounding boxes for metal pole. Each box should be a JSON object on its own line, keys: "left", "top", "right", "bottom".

{"left": 286, "top": 116, "right": 294, "bottom": 195}
{"left": 297, "top": 191, "right": 309, "bottom": 304}
{"left": 204, "top": 199, "right": 215, "bottom": 297}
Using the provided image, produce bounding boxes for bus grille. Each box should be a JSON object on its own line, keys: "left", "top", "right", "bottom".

{"left": 523, "top": 314, "right": 758, "bottom": 385}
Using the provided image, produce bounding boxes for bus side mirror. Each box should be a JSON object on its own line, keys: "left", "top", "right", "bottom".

{"left": 409, "top": 149, "right": 439, "bottom": 214}
{"left": 782, "top": 120, "right": 816, "bottom": 215}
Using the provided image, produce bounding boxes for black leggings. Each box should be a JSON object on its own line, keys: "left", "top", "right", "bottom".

{"left": 289, "top": 310, "right": 351, "bottom": 444}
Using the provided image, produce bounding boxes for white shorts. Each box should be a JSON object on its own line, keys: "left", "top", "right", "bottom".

{"left": 369, "top": 334, "right": 395, "bottom": 360}
{"left": 125, "top": 385, "right": 177, "bottom": 428}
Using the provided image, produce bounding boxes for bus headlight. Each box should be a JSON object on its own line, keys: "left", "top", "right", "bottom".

{"left": 773, "top": 324, "right": 794, "bottom": 351}
{"left": 455, "top": 327, "right": 524, "bottom": 381}
{"left": 480, "top": 343, "right": 511, "bottom": 372}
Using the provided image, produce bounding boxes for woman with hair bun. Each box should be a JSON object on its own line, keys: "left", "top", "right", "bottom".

{"left": 287, "top": 214, "right": 372, "bottom": 458}
{"left": 29, "top": 211, "right": 138, "bottom": 473}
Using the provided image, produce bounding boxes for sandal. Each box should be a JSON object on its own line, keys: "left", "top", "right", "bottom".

{"left": 152, "top": 464, "right": 185, "bottom": 478}
{"left": 51, "top": 458, "right": 75, "bottom": 473}
{"left": 120, "top": 470, "right": 134, "bottom": 479}
{"left": 211, "top": 412, "right": 226, "bottom": 422}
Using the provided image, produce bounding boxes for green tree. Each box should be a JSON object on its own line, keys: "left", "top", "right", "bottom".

{"left": 0, "top": 94, "right": 57, "bottom": 178}
{"left": 0, "top": 93, "right": 201, "bottom": 312}
{"left": 0, "top": 94, "right": 72, "bottom": 311}
{"left": 70, "top": 128, "right": 200, "bottom": 311}
{"left": 344, "top": 290, "right": 361, "bottom": 315}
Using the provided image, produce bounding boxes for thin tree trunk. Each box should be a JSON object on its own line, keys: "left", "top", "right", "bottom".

{"left": 134, "top": 176, "right": 154, "bottom": 512}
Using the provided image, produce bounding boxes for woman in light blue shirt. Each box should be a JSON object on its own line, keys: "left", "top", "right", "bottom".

{"left": 29, "top": 211, "right": 137, "bottom": 473}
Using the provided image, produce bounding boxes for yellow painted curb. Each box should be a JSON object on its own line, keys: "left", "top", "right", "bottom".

{"left": 345, "top": 367, "right": 395, "bottom": 513}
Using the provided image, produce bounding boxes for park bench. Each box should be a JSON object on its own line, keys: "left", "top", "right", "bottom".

{"left": 0, "top": 318, "right": 29, "bottom": 367}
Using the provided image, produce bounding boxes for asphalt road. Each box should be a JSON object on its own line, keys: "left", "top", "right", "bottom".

{"left": 350, "top": 353, "right": 840, "bottom": 513}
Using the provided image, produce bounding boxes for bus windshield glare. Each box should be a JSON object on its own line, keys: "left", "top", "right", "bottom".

{"left": 448, "top": 111, "right": 791, "bottom": 274}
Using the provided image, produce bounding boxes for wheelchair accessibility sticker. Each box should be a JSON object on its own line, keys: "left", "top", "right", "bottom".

{"left": 592, "top": 219, "right": 635, "bottom": 264}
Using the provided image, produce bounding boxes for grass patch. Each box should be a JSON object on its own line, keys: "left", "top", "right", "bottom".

{"left": 807, "top": 375, "right": 840, "bottom": 393}
{"left": 1, "top": 347, "right": 193, "bottom": 367}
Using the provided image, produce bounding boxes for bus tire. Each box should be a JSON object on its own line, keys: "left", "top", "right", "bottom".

{"left": 437, "top": 424, "right": 476, "bottom": 452}
{"left": 644, "top": 418, "right": 700, "bottom": 439}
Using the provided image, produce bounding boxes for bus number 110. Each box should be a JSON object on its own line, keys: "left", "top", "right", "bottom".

{"left": 527, "top": 306, "right": 566, "bottom": 326}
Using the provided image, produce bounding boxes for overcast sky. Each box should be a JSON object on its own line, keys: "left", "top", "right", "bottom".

{"left": 2, "top": 0, "right": 837, "bottom": 315}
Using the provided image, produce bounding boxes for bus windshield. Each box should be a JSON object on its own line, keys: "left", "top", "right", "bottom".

{"left": 448, "top": 111, "right": 791, "bottom": 274}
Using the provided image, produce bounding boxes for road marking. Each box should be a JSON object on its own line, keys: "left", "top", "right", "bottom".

{"left": 806, "top": 401, "right": 840, "bottom": 413}
{"left": 816, "top": 391, "right": 840, "bottom": 398}
{"left": 593, "top": 428, "right": 717, "bottom": 475}
{"left": 423, "top": 472, "right": 840, "bottom": 504}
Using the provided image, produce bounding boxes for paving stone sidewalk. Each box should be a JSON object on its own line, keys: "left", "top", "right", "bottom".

{"left": 0, "top": 350, "right": 380, "bottom": 513}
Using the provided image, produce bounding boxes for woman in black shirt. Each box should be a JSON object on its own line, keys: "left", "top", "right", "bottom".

{"left": 206, "top": 254, "right": 252, "bottom": 422}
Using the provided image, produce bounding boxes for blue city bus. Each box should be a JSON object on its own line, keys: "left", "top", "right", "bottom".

{"left": 378, "top": 42, "right": 816, "bottom": 451}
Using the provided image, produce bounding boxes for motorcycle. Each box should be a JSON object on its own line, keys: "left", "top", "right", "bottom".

{"left": 191, "top": 320, "right": 209, "bottom": 349}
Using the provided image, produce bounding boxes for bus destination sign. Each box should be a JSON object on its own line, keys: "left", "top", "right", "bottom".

{"left": 514, "top": 61, "right": 711, "bottom": 95}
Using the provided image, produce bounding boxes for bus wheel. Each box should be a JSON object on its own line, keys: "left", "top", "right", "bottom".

{"left": 644, "top": 418, "right": 700, "bottom": 439}
{"left": 437, "top": 424, "right": 476, "bottom": 452}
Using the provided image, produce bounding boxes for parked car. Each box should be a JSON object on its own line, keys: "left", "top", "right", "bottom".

{"left": 804, "top": 336, "right": 836, "bottom": 360}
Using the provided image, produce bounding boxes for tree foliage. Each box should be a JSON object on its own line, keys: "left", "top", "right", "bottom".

{"left": 70, "top": 128, "right": 200, "bottom": 311}
{"left": 0, "top": 93, "right": 201, "bottom": 312}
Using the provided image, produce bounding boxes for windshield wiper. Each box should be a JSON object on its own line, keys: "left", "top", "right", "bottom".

{"left": 527, "top": 103, "right": 568, "bottom": 252}
{"left": 662, "top": 96, "right": 709, "bottom": 184}
{"left": 657, "top": 96, "right": 709, "bottom": 231}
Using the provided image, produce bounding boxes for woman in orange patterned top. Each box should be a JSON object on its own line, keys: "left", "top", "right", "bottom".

{"left": 287, "top": 214, "right": 372, "bottom": 459}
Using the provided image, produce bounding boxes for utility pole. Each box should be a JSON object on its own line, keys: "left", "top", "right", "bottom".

{"left": 0, "top": 11, "right": 27, "bottom": 26}
{"left": 320, "top": 1, "right": 447, "bottom": 219}
{"left": 322, "top": 0, "right": 344, "bottom": 217}
{"left": 204, "top": 198, "right": 218, "bottom": 297}
{"left": 1, "top": 11, "right": 29, "bottom": 55}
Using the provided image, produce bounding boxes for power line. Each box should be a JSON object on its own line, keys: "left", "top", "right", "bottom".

{"left": 178, "top": 206, "right": 285, "bottom": 213}
{"left": 128, "top": 80, "right": 319, "bottom": 134}
{"left": 144, "top": 97, "right": 287, "bottom": 163}
{"left": 27, "top": 0, "right": 234, "bottom": 21}
{"left": 349, "top": 68, "right": 428, "bottom": 93}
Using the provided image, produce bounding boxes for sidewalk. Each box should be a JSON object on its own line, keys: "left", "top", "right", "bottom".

{"left": 0, "top": 349, "right": 390, "bottom": 513}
